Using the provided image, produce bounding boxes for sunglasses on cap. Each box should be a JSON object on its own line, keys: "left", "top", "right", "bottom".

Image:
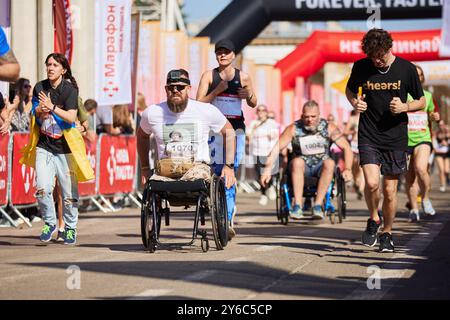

{"left": 167, "top": 84, "right": 188, "bottom": 92}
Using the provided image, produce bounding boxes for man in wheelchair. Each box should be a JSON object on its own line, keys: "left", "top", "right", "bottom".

{"left": 136, "top": 69, "right": 237, "bottom": 243}
{"left": 261, "top": 100, "right": 353, "bottom": 220}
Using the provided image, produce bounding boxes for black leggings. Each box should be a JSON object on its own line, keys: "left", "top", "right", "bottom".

{"left": 255, "top": 156, "right": 274, "bottom": 195}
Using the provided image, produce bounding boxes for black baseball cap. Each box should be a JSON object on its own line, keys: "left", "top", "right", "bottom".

{"left": 215, "top": 39, "right": 235, "bottom": 53}
{"left": 166, "top": 69, "right": 191, "bottom": 85}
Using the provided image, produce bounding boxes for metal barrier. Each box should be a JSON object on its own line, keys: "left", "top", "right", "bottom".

{"left": 0, "top": 132, "right": 144, "bottom": 229}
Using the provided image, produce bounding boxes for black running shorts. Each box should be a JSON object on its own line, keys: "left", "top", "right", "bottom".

{"left": 358, "top": 144, "right": 407, "bottom": 176}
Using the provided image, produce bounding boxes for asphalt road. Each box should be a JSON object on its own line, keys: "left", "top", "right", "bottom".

{"left": 1, "top": 181, "right": 449, "bottom": 300}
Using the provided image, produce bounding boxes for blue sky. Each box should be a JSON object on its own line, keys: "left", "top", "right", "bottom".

{"left": 182, "top": 0, "right": 442, "bottom": 30}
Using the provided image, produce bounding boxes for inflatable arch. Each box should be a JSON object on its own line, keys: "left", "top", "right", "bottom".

{"left": 198, "top": 0, "right": 442, "bottom": 53}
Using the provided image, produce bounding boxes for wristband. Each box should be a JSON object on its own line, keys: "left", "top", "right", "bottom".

{"left": 225, "top": 163, "right": 234, "bottom": 169}
{"left": 52, "top": 104, "right": 57, "bottom": 112}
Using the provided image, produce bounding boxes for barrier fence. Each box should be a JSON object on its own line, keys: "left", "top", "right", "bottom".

{"left": 0, "top": 133, "right": 141, "bottom": 229}
{"left": 0, "top": 131, "right": 276, "bottom": 229}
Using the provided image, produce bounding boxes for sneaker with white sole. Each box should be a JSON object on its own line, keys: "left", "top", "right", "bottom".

{"left": 312, "top": 205, "right": 324, "bottom": 220}
{"left": 64, "top": 228, "right": 77, "bottom": 245}
{"left": 422, "top": 199, "right": 436, "bottom": 216}
{"left": 408, "top": 209, "right": 420, "bottom": 222}
{"left": 40, "top": 224, "right": 57, "bottom": 242}
{"left": 289, "top": 205, "right": 304, "bottom": 220}
{"left": 439, "top": 186, "right": 446, "bottom": 193}
{"left": 259, "top": 195, "right": 268, "bottom": 206}
{"left": 379, "top": 232, "right": 395, "bottom": 253}
{"left": 362, "top": 218, "right": 381, "bottom": 247}
{"left": 56, "top": 229, "right": 65, "bottom": 243}
{"left": 267, "top": 186, "right": 277, "bottom": 201}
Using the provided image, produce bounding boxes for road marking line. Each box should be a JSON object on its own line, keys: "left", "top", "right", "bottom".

{"left": 246, "top": 259, "right": 313, "bottom": 300}
{"left": 239, "top": 217, "right": 259, "bottom": 223}
{"left": 182, "top": 270, "right": 217, "bottom": 282}
{"left": 128, "top": 289, "right": 172, "bottom": 300}
{"left": 299, "top": 229, "right": 319, "bottom": 235}
{"left": 346, "top": 215, "right": 450, "bottom": 300}
{"left": 256, "top": 245, "right": 278, "bottom": 252}
{"left": 227, "top": 257, "right": 249, "bottom": 262}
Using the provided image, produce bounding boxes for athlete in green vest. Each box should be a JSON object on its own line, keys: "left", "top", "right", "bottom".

{"left": 405, "top": 64, "right": 440, "bottom": 222}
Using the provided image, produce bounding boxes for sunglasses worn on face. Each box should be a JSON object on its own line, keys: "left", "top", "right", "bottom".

{"left": 167, "top": 84, "right": 188, "bottom": 92}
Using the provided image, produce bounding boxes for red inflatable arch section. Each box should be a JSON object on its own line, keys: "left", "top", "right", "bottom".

{"left": 275, "top": 29, "right": 444, "bottom": 91}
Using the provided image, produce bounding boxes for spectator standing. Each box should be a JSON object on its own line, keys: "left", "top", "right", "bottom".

{"left": 247, "top": 105, "right": 279, "bottom": 205}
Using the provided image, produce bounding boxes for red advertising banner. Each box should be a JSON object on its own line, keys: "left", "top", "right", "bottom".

{"left": 78, "top": 137, "right": 97, "bottom": 197}
{"left": 11, "top": 133, "right": 36, "bottom": 205}
{"left": 0, "top": 134, "right": 9, "bottom": 206}
{"left": 276, "top": 29, "right": 445, "bottom": 90}
{"left": 53, "top": 0, "right": 73, "bottom": 64}
{"left": 98, "top": 135, "right": 136, "bottom": 195}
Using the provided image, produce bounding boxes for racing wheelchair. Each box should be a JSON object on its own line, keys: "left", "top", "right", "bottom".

{"left": 140, "top": 174, "right": 228, "bottom": 253}
{"left": 275, "top": 154, "right": 347, "bottom": 225}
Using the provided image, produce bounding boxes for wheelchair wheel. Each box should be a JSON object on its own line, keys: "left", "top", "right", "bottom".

{"left": 275, "top": 175, "right": 281, "bottom": 219}
{"left": 140, "top": 188, "right": 161, "bottom": 252}
{"left": 277, "top": 172, "right": 289, "bottom": 225}
{"left": 336, "top": 169, "right": 347, "bottom": 224}
{"left": 210, "top": 176, "right": 228, "bottom": 250}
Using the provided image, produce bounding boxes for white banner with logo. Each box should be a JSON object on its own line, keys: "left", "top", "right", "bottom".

{"left": 441, "top": 0, "right": 450, "bottom": 57}
{"left": 95, "top": 0, "right": 132, "bottom": 106}
{"left": 415, "top": 60, "right": 450, "bottom": 85}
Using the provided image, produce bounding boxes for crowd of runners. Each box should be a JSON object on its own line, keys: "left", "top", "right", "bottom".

{"left": 1, "top": 25, "right": 449, "bottom": 254}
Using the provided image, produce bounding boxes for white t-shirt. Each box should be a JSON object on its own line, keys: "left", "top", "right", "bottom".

{"left": 248, "top": 118, "right": 280, "bottom": 156}
{"left": 96, "top": 105, "right": 113, "bottom": 132}
{"left": 140, "top": 99, "right": 227, "bottom": 163}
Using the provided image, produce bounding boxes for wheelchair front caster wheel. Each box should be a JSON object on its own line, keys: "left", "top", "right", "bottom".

{"left": 147, "top": 239, "right": 158, "bottom": 253}
{"left": 201, "top": 238, "right": 209, "bottom": 252}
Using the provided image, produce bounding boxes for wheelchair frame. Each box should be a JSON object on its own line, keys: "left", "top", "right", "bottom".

{"left": 275, "top": 160, "right": 347, "bottom": 225}
{"left": 140, "top": 174, "right": 229, "bottom": 253}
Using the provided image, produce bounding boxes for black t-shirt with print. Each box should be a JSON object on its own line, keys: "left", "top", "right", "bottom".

{"left": 347, "top": 56, "right": 424, "bottom": 151}
{"left": 34, "top": 79, "right": 78, "bottom": 154}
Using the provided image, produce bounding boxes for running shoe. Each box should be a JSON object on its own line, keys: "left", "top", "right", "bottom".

{"left": 64, "top": 228, "right": 77, "bottom": 245}
{"left": 228, "top": 227, "right": 236, "bottom": 241}
{"left": 40, "top": 224, "right": 57, "bottom": 242}
{"left": 289, "top": 205, "right": 304, "bottom": 220}
{"left": 259, "top": 195, "right": 269, "bottom": 206}
{"left": 439, "top": 186, "right": 446, "bottom": 193}
{"left": 422, "top": 199, "right": 436, "bottom": 216}
{"left": 408, "top": 209, "right": 420, "bottom": 222}
{"left": 362, "top": 218, "right": 380, "bottom": 247}
{"left": 56, "top": 229, "right": 65, "bottom": 243}
{"left": 379, "top": 232, "right": 394, "bottom": 253}
{"left": 312, "top": 205, "right": 324, "bottom": 220}
{"left": 267, "top": 186, "right": 277, "bottom": 201}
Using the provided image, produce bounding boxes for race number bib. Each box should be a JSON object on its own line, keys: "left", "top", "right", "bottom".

{"left": 213, "top": 94, "right": 242, "bottom": 118}
{"left": 165, "top": 142, "right": 194, "bottom": 159}
{"left": 40, "top": 116, "right": 63, "bottom": 139}
{"left": 163, "top": 123, "right": 197, "bottom": 162}
{"left": 408, "top": 112, "right": 428, "bottom": 132}
{"left": 299, "top": 134, "right": 326, "bottom": 156}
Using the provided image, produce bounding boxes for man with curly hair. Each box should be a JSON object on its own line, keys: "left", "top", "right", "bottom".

{"left": 346, "top": 28, "right": 425, "bottom": 253}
